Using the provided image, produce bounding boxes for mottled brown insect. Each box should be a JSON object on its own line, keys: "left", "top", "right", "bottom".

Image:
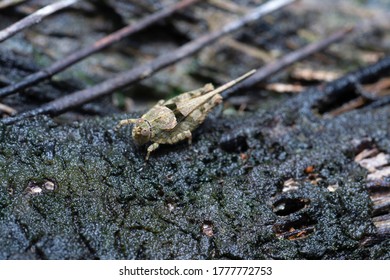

{"left": 115, "top": 70, "right": 255, "bottom": 160}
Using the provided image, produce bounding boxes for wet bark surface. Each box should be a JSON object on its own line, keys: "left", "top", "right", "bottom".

{"left": 1, "top": 59, "right": 389, "bottom": 259}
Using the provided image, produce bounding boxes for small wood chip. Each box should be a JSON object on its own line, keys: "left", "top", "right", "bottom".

{"left": 0, "top": 103, "right": 17, "bottom": 115}
{"left": 358, "top": 153, "right": 389, "bottom": 172}
{"left": 367, "top": 166, "right": 390, "bottom": 181}
{"left": 265, "top": 83, "right": 305, "bottom": 93}
{"left": 326, "top": 96, "right": 367, "bottom": 117}
{"left": 354, "top": 148, "right": 379, "bottom": 162}
{"left": 291, "top": 68, "right": 341, "bottom": 82}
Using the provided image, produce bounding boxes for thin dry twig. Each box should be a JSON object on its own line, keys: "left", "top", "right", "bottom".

{"left": 223, "top": 38, "right": 274, "bottom": 62}
{"left": 325, "top": 96, "right": 367, "bottom": 117}
{"left": 208, "top": 0, "right": 249, "bottom": 14}
{"left": 0, "top": 0, "right": 202, "bottom": 98}
{"left": 221, "top": 26, "right": 354, "bottom": 98}
{"left": 265, "top": 83, "right": 305, "bottom": 93}
{"left": 324, "top": 74, "right": 390, "bottom": 117}
{"left": 291, "top": 68, "right": 341, "bottom": 82}
{"left": 0, "top": 0, "right": 79, "bottom": 43}
{"left": 362, "top": 77, "right": 390, "bottom": 98}
{"left": 0, "top": 0, "right": 25, "bottom": 9}
{"left": 1, "top": 0, "right": 296, "bottom": 125}
{"left": 0, "top": 103, "right": 17, "bottom": 115}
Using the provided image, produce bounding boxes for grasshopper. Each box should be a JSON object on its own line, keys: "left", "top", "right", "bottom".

{"left": 115, "top": 70, "right": 255, "bottom": 160}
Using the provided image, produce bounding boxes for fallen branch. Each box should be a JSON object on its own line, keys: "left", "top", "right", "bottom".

{"left": 1, "top": 0, "right": 296, "bottom": 125}
{"left": 221, "top": 26, "right": 354, "bottom": 98}
{"left": 0, "top": 0, "right": 79, "bottom": 43}
{"left": 0, "top": 0, "right": 201, "bottom": 98}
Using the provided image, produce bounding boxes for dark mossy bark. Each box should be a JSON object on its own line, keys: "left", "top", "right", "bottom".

{"left": 1, "top": 62, "right": 390, "bottom": 259}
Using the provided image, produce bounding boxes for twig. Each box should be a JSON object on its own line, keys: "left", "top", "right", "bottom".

{"left": 0, "top": 0, "right": 25, "bottom": 9}
{"left": 265, "top": 83, "right": 305, "bottom": 93}
{"left": 1, "top": 0, "right": 296, "bottom": 125}
{"left": 223, "top": 38, "right": 273, "bottom": 62}
{"left": 324, "top": 96, "right": 367, "bottom": 117}
{"left": 0, "top": 103, "right": 17, "bottom": 115}
{"left": 221, "top": 26, "right": 355, "bottom": 98}
{"left": 0, "top": 0, "right": 79, "bottom": 43}
{"left": 208, "top": 0, "right": 249, "bottom": 14}
{"left": 0, "top": 0, "right": 202, "bottom": 98}
{"left": 291, "top": 68, "right": 341, "bottom": 82}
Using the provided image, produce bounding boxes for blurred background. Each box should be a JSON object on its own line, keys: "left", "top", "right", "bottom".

{"left": 0, "top": 0, "right": 389, "bottom": 119}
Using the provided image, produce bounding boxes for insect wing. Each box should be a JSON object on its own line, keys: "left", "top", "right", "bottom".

{"left": 176, "top": 70, "right": 256, "bottom": 116}
{"left": 176, "top": 90, "right": 217, "bottom": 117}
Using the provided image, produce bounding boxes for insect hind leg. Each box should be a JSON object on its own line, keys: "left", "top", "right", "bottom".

{"left": 168, "top": 130, "right": 192, "bottom": 145}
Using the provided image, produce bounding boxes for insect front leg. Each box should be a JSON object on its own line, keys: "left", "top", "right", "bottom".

{"left": 184, "top": 130, "right": 192, "bottom": 145}
{"left": 146, "top": 142, "right": 160, "bottom": 160}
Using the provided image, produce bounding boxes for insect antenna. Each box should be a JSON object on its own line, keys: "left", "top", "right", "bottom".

{"left": 115, "top": 118, "right": 138, "bottom": 131}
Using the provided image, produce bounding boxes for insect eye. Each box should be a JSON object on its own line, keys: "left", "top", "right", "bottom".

{"left": 141, "top": 129, "right": 150, "bottom": 136}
